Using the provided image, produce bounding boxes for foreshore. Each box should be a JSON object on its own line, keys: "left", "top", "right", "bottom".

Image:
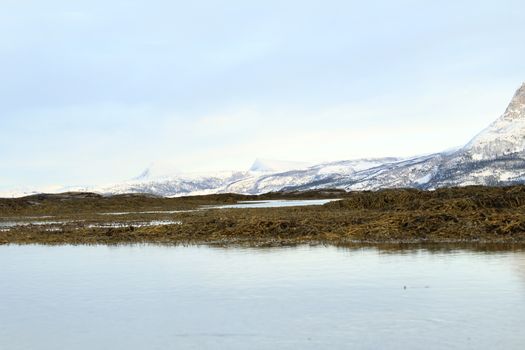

{"left": 2, "top": 186, "right": 525, "bottom": 246}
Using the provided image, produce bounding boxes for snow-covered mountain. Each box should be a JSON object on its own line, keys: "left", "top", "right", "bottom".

{"left": 222, "top": 158, "right": 402, "bottom": 194}
{"left": 97, "top": 158, "right": 400, "bottom": 196}
{"left": 100, "top": 171, "right": 251, "bottom": 197}
{"left": 327, "top": 82, "right": 525, "bottom": 191}
{"left": 289, "top": 81, "right": 525, "bottom": 192}
{"left": 99, "top": 82, "right": 525, "bottom": 196}
{"left": 3, "top": 82, "right": 525, "bottom": 198}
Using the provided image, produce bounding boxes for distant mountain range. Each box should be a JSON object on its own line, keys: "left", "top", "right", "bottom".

{"left": 3, "top": 82, "right": 525, "bottom": 198}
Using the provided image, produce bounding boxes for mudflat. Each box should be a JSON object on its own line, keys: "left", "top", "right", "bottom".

{"left": 2, "top": 186, "right": 525, "bottom": 245}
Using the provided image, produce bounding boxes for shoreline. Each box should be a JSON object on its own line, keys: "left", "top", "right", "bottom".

{"left": 3, "top": 240, "right": 525, "bottom": 254}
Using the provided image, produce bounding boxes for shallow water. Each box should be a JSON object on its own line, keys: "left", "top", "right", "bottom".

{"left": 98, "top": 210, "right": 193, "bottom": 216}
{"left": 0, "top": 220, "right": 72, "bottom": 228}
{"left": 204, "top": 198, "right": 340, "bottom": 209}
{"left": 1, "top": 245, "right": 525, "bottom": 349}
{"left": 86, "top": 220, "right": 182, "bottom": 229}
{"left": 0, "top": 220, "right": 75, "bottom": 230}
{"left": 0, "top": 219, "right": 181, "bottom": 231}
{"left": 88, "top": 199, "right": 340, "bottom": 216}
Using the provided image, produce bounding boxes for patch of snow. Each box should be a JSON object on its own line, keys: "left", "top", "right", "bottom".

{"left": 415, "top": 173, "right": 433, "bottom": 185}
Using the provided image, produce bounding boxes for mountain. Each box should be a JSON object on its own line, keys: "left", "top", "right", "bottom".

{"left": 100, "top": 171, "right": 251, "bottom": 197}
{"left": 97, "top": 157, "right": 400, "bottom": 197}
{"left": 3, "top": 82, "right": 524, "bottom": 198}
{"left": 329, "top": 82, "right": 525, "bottom": 191}
{"left": 222, "top": 158, "right": 402, "bottom": 194}
{"left": 294, "top": 82, "right": 525, "bottom": 192}
{"left": 102, "top": 81, "right": 523, "bottom": 196}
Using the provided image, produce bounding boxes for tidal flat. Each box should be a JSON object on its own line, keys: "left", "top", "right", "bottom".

{"left": 2, "top": 186, "right": 525, "bottom": 246}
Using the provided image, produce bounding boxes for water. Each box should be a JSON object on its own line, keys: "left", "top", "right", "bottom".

{"left": 1, "top": 244, "right": 525, "bottom": 349}
{"left": 204, "top": 199, "right": 340, "bottom": 209}
{"left": 85, "top": 220, "right": 182, "bottom": 229}
{"left": 0, "top": 220, "right": 181, "bottom": 231}
{"left": 0, "top": 220, "right": 73, "bottom": 228}
{"left": 99, "top": 210, "right": 193, "bottom": 216}
{"left": 54, "top": 199, "right": 339, "bottom": 217}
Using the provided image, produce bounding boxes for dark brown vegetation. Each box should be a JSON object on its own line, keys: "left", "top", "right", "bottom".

{"left": 0, "top": 190, "right": 348, "bottom": 216}
{"left": 2, "top": 187, "right": 525, "bottom": 246}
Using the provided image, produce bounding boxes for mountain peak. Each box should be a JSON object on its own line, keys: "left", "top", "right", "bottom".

{"left": 133, "top": 168, "right": 151, "bottom": 181}
{"left": 463, "top": 82, "right": 525, "bottom": 160}
{"left": 503, "top": 82, "right": 525, "bottom": 120}
{"left": 249, "top": 158, "right": 311, "bottom": 172}
{"left": 131, "top": 162, "right": 184, "bottom": 181}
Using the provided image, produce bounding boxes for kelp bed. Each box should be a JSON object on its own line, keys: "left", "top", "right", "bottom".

{"left": 2, "top": 186, "right": 525, "bottom": 245}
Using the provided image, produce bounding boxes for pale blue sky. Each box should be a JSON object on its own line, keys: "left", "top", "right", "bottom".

{"left": 1, "top": 0, "right": 525, "bottom": 189}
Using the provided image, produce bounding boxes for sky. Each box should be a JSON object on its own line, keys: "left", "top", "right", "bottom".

{"left": 1, "top": 0, "right": 525, "bottom": 190}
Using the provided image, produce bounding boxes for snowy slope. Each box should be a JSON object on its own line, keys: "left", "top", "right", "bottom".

{"left": 222, "top": 158, "right": 402, "bottom": 194}
{"left": 463, "top": 83, "right": 525, "bottom": 160}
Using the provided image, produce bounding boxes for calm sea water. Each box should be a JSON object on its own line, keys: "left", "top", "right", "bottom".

{"left": 1, "top": 244, "right": 524, "bottom": 349}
